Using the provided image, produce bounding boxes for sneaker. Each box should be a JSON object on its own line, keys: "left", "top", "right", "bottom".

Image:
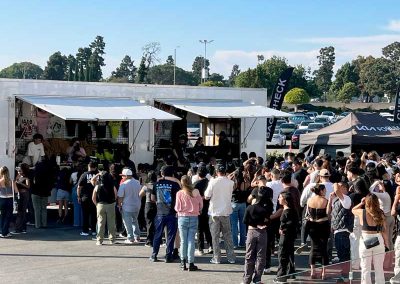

{"left": 145, "top": 243, "right": 152, "bottom": 248}
{"left": 118, "top": 233, "right": 126, "bottom": 238}
{"left": 109, "top": 240, "right": 116, "bottom": 245}
{"left": 227, "top": 259, "right": 236, "bottom": 264}
{"left": 210, "top": 258, "right": 221, "bottom": 264}
{"left": 134, "top": 237, "right": 140, "bottom": 243}
{"left": 26, "top": 222, "right": 34, "bottom": 226}
{"left": 96, "top": 241, "right": 103, "bottom": 246}
{"left": 149, "top": 255, "right": 158, "bottom": 262}
{"left": 207, "top": 247, "right": 213, "bottom": 254}
{"left": 273, "top": 278, "right": 287, "bottom": 284}
{"left": 21, "top": 230, "right": 27, "bottom": 234}
{"left": 10, "top": 231, "right": 22, "bottom": 235}
{"left": 80, "top": 232, "right": 89, "bottom": 236}
{"left": 124, "top": 239, "right": 133, "bottom": 244}
{"left": 91, "top": 232, "right": 97, "bottom": 236}
{"left": 263, "top": 268, "right": 271, "bottom": 274}
{"left": 295, "top": 243, "right": 308, "bottom": 254}
{"left": 0, "top": 234, "right": 11, "bottom": 238}
{"left": 195, "top": 249, "right": 204, "bottom": 256}
{"left": 161, "top": 242, "right": 167, "bottom": 247}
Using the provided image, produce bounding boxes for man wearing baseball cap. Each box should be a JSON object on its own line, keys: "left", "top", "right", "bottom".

{"left": 118, "top": 168, "right": 142, "bottom": 244}
{"left": 204, "top": 164, "right": 236, "bottom": 264}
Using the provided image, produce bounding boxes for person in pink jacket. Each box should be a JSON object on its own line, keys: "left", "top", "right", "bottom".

{"left": 175, "top": 175, "right": 203, "bottom": 271}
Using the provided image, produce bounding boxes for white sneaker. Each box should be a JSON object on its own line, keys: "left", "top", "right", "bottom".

{"left": 210, "top": 258, "right": 220, "bottom": 264}
{"left": 96, "top": 241, "right": 103, "bottom": 246}
{"left": 227, "top": 259, "right": 236, "bottom": 264}
{"left": 124, "top": 239, "right": 133, "bottom": 244}
{"left": 195, "top": 250, "right": 204, "bottom": 256}
{"left": 263, "top": 268, "right": 271, "bottom": 274}
{"left": 207, "top": 247, "right": 213, "bottom": 254}
{"left": 80, "top": 232, "right": 89, "bottom": 236}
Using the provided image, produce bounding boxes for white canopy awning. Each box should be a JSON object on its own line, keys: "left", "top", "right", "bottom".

{"left": 17, "top": 96, "right": 180, "bottom": 121}
{"left": 157, "top": 99, "right": 291, "bottom": 118}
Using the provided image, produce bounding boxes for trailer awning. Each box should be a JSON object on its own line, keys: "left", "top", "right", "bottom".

{"left": 157, "top": 99, "right": 291, "bottom": 118}
{"left": 17, "top": 96, "right": 180, "bottom": 121}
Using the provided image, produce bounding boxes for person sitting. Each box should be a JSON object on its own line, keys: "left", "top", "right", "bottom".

{"left": 67, "top": 138, "right": 86, "bottom": 162}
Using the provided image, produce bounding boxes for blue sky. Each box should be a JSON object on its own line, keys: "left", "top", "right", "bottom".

{"left": 1, "top": 0, "right": 400, "bottom": 77}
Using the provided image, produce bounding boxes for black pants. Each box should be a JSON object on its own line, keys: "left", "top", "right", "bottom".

{"left": 276, "top": 233, "right": 296, "bottom": 281}
{"left": 198, "top": 213, "right": 212, "bottom": 251}
{"left": 145, "top": 202, "right": 157, "bottom": 245}
{"left": 81, "top": 198, "right": 97, "bottom": 233}
{"left": 15, "top": 191, "right": 30, "bottom": 231}
{"left": 265, "top": 219, "right": 279, "bottom": 269}
{"left": 138, "top": 196, "right": 146, "bottom": 231}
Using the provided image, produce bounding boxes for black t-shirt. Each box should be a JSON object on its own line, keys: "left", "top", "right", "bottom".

{"left": 280, "top": 208, "right": 298, "bottom": 236}
{"left": 243, "top": 203, "right": 269, "bottom": 227}
{"left": 96, "top": 173, "right": 115, "bottom": 204}
{"left": 293, "top": 169, "right": 308, "bottom": 193}
{"left": 152, "top": 178, "right": 180, "bottom": 216}
{"left": 194, "top": 178, "right": 209, "bottom": 216}
{"left": 78, "top": 170, "right": 98, "bottom": 200}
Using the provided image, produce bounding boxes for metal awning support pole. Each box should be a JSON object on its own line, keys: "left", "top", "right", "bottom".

{"left": 130, "top": 120, "right": 144, "bottom": 154}
{"left": 241, "top": 118, "right": 258, "bottom": 146}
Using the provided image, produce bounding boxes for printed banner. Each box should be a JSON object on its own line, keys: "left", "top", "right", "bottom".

{"left": 394, "top": 84, "right": 400, "bottom": 123}
{"left": 266, "top": 67, "right": 294, "bottom": 141}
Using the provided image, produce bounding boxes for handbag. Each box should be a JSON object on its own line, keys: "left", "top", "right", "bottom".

{"left": 362, "top": 236, "right": 380, "bottom": 249}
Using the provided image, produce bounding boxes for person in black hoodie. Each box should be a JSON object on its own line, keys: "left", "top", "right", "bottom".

{"left": 242, "top": 187, "right": 273, "bottom": 284}
{"left": 274, "top": 191, "right": 298, "bottom": 283}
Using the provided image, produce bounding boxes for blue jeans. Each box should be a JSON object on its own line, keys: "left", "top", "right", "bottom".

{"left": 122, "top": 209, "right": 140, "bottom": 240}
{"left": 230, "top": 202, "right": 246, "bottom": 247}
{"left": 178, "top": 216, "right": 198, "bottom": 263}
{"left": 152, "top": 214, "right": 178, "bottom": 259}
{"left": 72, "top": 185, "right": 82, "bottom": 227}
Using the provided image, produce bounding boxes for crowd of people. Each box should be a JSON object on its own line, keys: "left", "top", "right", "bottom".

{"left": 2, "top": 147, "right": 400, "bottom": 284}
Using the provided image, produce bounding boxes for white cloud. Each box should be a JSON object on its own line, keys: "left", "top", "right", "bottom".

{"left": 385, "top": 20, "right": 400, "bottom": 32}
{"left": 211, "top": 33, "right": 399, "bottom": 77}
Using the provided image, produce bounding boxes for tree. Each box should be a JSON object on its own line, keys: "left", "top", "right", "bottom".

{"left": 88, "top": 35, "right": 106, "bottom": 81}
{"left": 313, "top": 46, "right": 335, "bottom": 99}
{"left": 166, "top": 55, "right": 174, "bottom": 65}
{"left": 65, "top": 55, "right": 77, "bottom": 81}
{"left": 382, "top": 41, "right": 400, "bottom": 85}
{"left": 147, "top": 64, "right": 197, "bottom": 85}
{"left": 142, "top": 42, "right": 161, "bottom": 68}
{"left": 337, "top": 82, "right": 358, "bottom": 103}
{"left": 200, "top": 81, "right": 224, "bottom": 87}
{"left": 136, "top": 56, "right": 148, "bottom": 83}
{"left": 262, "top": 56, "right": 288, "bottom": 92}
{"left": 209, "top": 73, "right": 224, "bottom": 83}
{"left": 110, "top": 55, "right": 136, "bottom": 83}
{"left": 43, "top": 51, "right": 67, "bottom": 80}
{"left": 235, "top": 68, "right": 256, "bottom": 88}
{"left": 359, "top": 56, "right": 397, "bottom": 102}
{"left": 330, "top": 62, "right": 359, "bottom": 96}
{"left": 0, "top": 62, "right": 43, "bottom": 79}
{"left": 284, "top": 88, "right": 310, "bottom": 108}
{"left": 192, "top": 56, "right": 209, "bottom": 85}
{"left": 228, "top": 64, "right": 240, "bottom": 87}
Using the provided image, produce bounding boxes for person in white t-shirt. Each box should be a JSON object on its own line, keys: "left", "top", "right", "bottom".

{"left": 266, "top": 168, "right": 284, "bottom": 213}
{"left": 27, "top": 134, "right": 45, "bottom": 166}
{"left": 204, "top": 164, "right": 236, "bottom": 264}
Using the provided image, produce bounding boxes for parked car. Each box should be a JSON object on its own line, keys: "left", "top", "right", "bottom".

{"left": 275, "top": 119, "right": 287, "bottom": 129}
{"left": 298, "top": 119, "right": 314, "bottom": 130}
{"left": 314, "top": 116, "right": 331, "bottom": 127}
{"left": 336, "top": 111, "right": 351, "bottom": 120}
{"left": 306, "top": 111, "right": 319, "bottom": 120}
{"left": 288, "top": 114, "right": 308, "bottom": 125}
{"left": 321, "top": 111, "right": 336, "bottom": 122}
{"left": 307, "top": 122, "right": 325, "bottom": 131}
{"left": 279, "top": 123, "right": 297, "bottom": 139}
{"left": 266, "top": 129, "right": 286, "bottom": 148}
{"left": 291, "top": 129, "right": 309, "bottom": 149}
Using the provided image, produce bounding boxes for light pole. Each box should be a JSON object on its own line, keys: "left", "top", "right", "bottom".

{"left": 173, "top": 46, "right": 180, "bottom": 85}
{"left": 199, "top": 40, "right": 213, "bottom": 83}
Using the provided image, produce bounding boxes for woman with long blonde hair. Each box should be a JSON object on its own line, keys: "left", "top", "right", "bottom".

{"left": 0, "top": 166, "right": 17, "bottom": 237}
{"left": 175, "top": 175, "right": 203, "bottom": 271}
{"left": 352, "top": 194, "right": 388, "bottom": 284}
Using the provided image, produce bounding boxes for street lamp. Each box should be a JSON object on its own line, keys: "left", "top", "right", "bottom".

{"left": 199, "top": 40, "right": 213, "bottom": 83}
{"left": 174, "top": 46, "right": 180, "bottom": 85}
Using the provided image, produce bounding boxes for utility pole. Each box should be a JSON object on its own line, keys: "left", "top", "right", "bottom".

{"left": 173, "top": 46, "right": 180, "bottom": 85}
{"left": 199, "top": 40, "right": 213, "bottom": 83}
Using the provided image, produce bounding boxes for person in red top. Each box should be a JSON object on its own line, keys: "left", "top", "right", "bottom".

{"left": 175, "top": 175, "right": 203, "bottom": 271}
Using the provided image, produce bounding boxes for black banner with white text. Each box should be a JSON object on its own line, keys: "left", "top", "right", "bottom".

{"left": 394, "top": 84, "right": 400, "bottom": 123}
{"left": 266, "top": 67, "right": 294, "bottom": 141}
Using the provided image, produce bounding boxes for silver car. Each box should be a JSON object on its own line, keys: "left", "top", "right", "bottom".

{"left": 267, "top": 129, "right": 286, "bottom": 148}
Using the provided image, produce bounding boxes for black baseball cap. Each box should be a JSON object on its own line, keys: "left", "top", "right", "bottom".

{"left": 216, "top": 164, "right": 226, "bottom": 173}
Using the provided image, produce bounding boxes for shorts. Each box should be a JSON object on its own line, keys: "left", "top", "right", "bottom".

{"left": 57, "top": 189, "right": 70, "bottom": 201}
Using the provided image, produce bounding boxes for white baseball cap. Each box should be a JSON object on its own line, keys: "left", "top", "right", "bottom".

{"left": 120, "top": 168, "right": 133, "bottom": 176}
